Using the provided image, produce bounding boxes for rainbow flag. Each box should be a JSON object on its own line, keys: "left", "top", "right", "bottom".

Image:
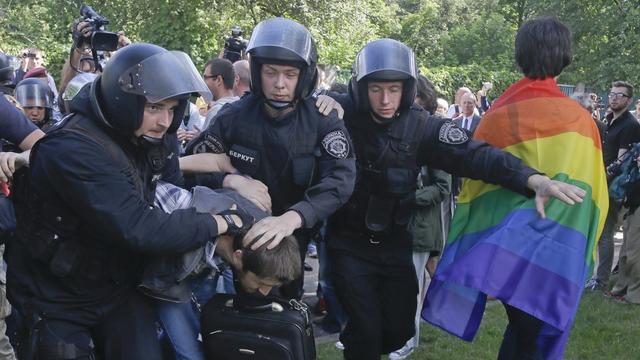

{"left": 422, "top": 77, "right": 609, "bottom": 359}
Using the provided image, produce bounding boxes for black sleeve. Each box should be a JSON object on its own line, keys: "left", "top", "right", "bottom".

{"left": 182, "top": 111, "right": 231, "bottom": 189}
{"left": 0, "top": 95, "right": 38, "bottom": 146}
{"left": 288, "top": 114, "right": 357, "bottom": 228}
{"left": 618, "top": 118, "right": 640, "bottom": 151}
{"left": 418, "top": 117, "right": 538, "bottom": 197}
{"left": 33, "top": 135, "right": 220, "bottom": 256}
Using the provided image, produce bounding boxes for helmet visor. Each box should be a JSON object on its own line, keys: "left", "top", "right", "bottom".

{"left": 355, "top": 39, "right": 417, "bottom": 82}
{"left": 247, "top": 18, "right": 315, "bottom": 65}
{"left": 63, "top": 72, "right": 98, "bottom": 102}
{"left": 15, "top": 83, "right": 53, "bottom": 108}
{"left": 118, "top": 50, "right": 212, "bottom": 104}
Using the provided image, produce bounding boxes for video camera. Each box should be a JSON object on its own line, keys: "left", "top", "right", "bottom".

{"left": 79, "top": 4, "right": 119, "bottom": 51}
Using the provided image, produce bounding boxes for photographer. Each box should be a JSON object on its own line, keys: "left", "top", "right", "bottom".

{"left": 58, "top": 5, "right": 130, "bottom": 101}
{"left": 221, "top": 25, "right": 248, "bottom": 63}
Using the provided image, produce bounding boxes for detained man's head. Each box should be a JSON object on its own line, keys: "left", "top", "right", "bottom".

{"left": 227, "top": 233, "right": 301, "bottom": 296}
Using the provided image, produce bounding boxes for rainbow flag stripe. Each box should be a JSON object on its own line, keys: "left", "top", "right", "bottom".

{"left": 422, "top": 77, "right": 609, "bottom": 359}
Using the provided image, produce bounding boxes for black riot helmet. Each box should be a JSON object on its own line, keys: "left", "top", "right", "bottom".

{"left": 0, "top": 52, "right": 14, "bottom": 84}
{"left": 15, "top": 78, "right": 54, "bottom": 125}
{"left": 247, "top": 17, "right": 318, "bottom": 109}
{"left": 15, "top": 78, "right": 54, "bottom": 109}
{"left": 94, "top": 43, "right": 212, "bottom": 137}
{"left": 349, "top": 39, "right": 418, "bottom": 118}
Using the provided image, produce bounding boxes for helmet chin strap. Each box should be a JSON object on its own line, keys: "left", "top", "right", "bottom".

{"left": 264, "top": 98, "right": 296, "bottom": 111}
{"left": 139, "top": 134, "right": 164, "bottom": 147}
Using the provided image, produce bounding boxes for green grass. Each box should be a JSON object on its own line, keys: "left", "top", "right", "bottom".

{"left": 317, "top": 291, "right": 640, "bottom": 359}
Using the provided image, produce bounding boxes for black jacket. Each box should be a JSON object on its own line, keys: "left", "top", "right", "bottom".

{"left": 328, "top": 94, "right": 538, "bottom": 251}
{"left": 185, "top": 93, "right": 356, "bottom": 230}
{"left": 7, "top": 85, "right": 220, "bottom": 325}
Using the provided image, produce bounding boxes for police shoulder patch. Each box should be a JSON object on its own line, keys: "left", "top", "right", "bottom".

{"left": 439, "top": 121, "right": 469, "bottom": 145}
{"left": 196, "top": 133, "right": 226, "bottom": 154}
{"left": 321, "top": 130, "right": 349, "bottom": 159}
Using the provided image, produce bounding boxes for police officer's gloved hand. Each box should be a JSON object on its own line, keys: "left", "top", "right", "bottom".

{"left": 218, "top": 206, "right": 254, "bottom": 237}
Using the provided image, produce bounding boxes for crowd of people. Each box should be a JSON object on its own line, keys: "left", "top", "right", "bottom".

{"left": 0, "top": 11, "right": 635, "bottom": 360}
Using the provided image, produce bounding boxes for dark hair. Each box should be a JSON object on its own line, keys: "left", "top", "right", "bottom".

{"left": 416, "top": 74, "right": 437, "bottom": 114}
{"left": 233, "top": 235, "right": 301, "bottom": 283}
{"left": 612, "top": 80, "right": 634, "bottom": 98}
{"left": 205, "top": 58, "right": 236, "bottom": 90}
{"left": 515, "top": 17, "right": 572, "bottom": 79}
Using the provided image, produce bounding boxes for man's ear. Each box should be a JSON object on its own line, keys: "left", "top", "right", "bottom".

{"left": 230, "top": 249, "right": 243, "bottom": 270}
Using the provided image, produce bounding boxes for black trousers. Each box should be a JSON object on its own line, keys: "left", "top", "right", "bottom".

{"left": 498, "top": 303, "right": 544, "bottom": 360}
{"left": 330, "top": 245, "right": 417, "bottom": 360}
{"left": 33, "top": 292, "right": 161, "bottom": 360}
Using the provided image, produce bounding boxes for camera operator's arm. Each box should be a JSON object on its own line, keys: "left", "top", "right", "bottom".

{"left": 117, "top": 31, "right": 131, "bottom": 48}
{"left": 59, "top": 20, "right": 93, "bottom": 95}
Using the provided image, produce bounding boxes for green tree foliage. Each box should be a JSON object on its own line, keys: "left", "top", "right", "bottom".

{"left": 1, "top": 0, "right": 638, "bottom": 97}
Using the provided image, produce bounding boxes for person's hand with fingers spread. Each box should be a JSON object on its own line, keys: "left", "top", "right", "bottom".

{"left": 0, "top": 151, "right": 30, "bottom": 183}
{"left": 315, "top": 94, "right": 344, "bottom": 119}
{"left": 242, "top": 210, "right": 302, "bottom": 250}
{"left": 527, "top": 174, "right": 587, "bottom": 218}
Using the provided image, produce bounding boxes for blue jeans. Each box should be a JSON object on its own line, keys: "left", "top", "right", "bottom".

{"left": 157, "top": 272, "right": 235, "bottom": 360}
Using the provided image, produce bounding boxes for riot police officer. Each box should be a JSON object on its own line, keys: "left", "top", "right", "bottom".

{"left": 6, "top": 43, "right": 251, "bottom": 359}
{"left": 14, "top": 78, "right": 56, "bottom": 131}
{"left": 186, "top": 17, "right": 356, "bottom": 299}
{"left": 324, "top": 39, "right": 585, "bottom": 359}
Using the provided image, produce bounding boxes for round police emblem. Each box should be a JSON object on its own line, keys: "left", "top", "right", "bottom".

{"left": 439, "top": 121, "right": 469, "bottom": 145}
{"left": 321, "top": 130, "right": 349, "bottom": 159}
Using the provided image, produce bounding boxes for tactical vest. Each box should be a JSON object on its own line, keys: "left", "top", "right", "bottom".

{"left": 333, "top": 108, "right": 428, "bottom": 240}
{"left": 14, "top": 114, "right": 163, "bottom": 281}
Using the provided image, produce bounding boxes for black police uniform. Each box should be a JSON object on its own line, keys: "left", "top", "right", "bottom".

{"left": 185, "top": 93, "right": 356, "bottom": 298}
{"left": 6, "top": 84, "right": 218, "bottom": 359}
{"left": 327, "top": 95, "right": 539, "bottom": 359}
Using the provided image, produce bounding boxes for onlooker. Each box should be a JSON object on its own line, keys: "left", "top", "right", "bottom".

{"left": 587, "top": 81, "right": 640, "bottom": 291}
{"left": 435, "top": 98, "right": 448, "bottom": 117}
{"left": 611, "top": 168, "right": 640, "bottom": 304}
{"left": 452, "top": 92, "right": 482, "bottom": 134}
{"left": 446, "top": 86, "right": 479, "bottom": 118}
{"left": 233, "top": 59, "right": 251, "bottom": 97}
{"left": 475, "top": 82, "right": 492, "bottom": 114}
{"left": 631, "top": 98, "right": 640, "bottom": 120}
{"left": 202, "top": 58, "right": 240, "bottom": 129}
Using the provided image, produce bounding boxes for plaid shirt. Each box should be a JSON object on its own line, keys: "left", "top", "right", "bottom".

{"left": 154, "top": 181, "right": 225, "bottom": 272}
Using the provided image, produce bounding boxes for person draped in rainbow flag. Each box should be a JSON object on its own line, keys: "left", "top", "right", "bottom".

{"left": 422, "top": 17, "right": 609, "bottom": 359}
